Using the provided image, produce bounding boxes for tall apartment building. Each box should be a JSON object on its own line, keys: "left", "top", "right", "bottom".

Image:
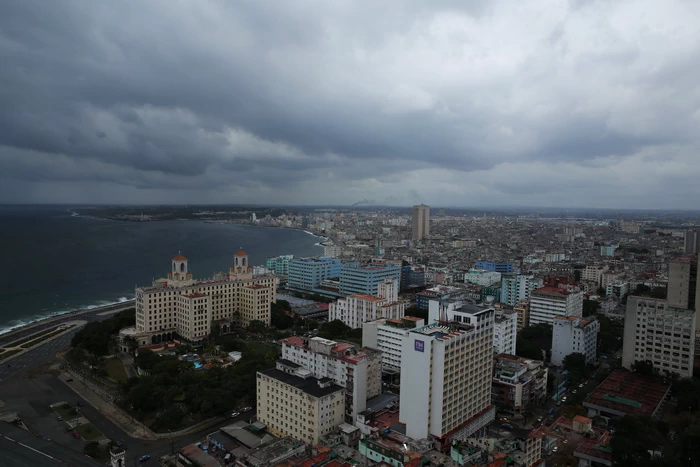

{"left": 132, "top": 252, "right": 278, "bottom": 343}
{"left": 492, "top": 354, "right": 548, "bottom": 414}
{"left": 265, "top": 254, "right": 294, "bottom": 276}
{"left": 667, "top": 257, "right": 697, "bottom": 310}
{"left": 551, "top": 316, "right": 600, "bottom": 366}
{"left": 513, "top": 300, "right": 530, "bottom": 330}
{"left": 362, "top": 316, "right": 425, "bottom": 371}
{"left": 475, "top": 261, "right": 513, "bottom": 274}
{"left": 500, "top": 274, "right": 542, "bottom": 307}
{"left": 494, "top": 309, "right": 518, "bottom": 355}
{"left": 684, "top": 229, "right": 700, "bottom": 255}
{"left": 329, "top": 279, "right": 405, "bottom": 328}
{"left": 400, "top": 319, "right": 495, "bottom": 448}
{"left": 622, "top": 297, "right": 695, "bottom": 378}
{"left": 400, "top": 265, "right": 426, "bottom": 291}
{"left": 280, "top": 336, "right": 381, "bottom": 424}
{"left": 412, "top": 204, "right": 430, "bottom": 241}
{"left": 529, "top": 287, "right": 583, "bottom": 326}
{"left": 339, "top": 262, "right": 402, "bottom": 297}
{"left": 256, "top": 360, "right": 345, "bottom": 445}
{"left": 287, "top": 257, "right": 342, "bottom": 294}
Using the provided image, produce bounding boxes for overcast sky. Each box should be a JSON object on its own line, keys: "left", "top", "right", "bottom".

{"left": 1, "top": 0, "right": 699, "bottom": 208}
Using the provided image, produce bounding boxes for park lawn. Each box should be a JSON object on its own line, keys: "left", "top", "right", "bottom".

{"left": 54, "top": 403, "right": 78, "bottom": 420}
{"left": 0, "top": 348, "right": 23, "bottom": 361}
{"left": 103, "top": 358, "right": 129, "bottom": 383}
{"left": 20, "top": 327, "right": 67, "bottom": 349}
{"left": 75, "top": 423, "right": 103, "bottom": 441}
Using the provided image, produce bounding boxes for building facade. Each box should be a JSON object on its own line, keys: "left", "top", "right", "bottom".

{"left": 339, "top": 262, "right": 402, "bottom": 297}
{"left": 667, "top": 257, "right": 696, "bottom": 310}
{"left": 287, "top": 257, "right": 342, "bottom": 294}
{"left": 412, "top": 204, "right": 430, "bottom": 241}
{"left": 256, "top": 361, "right": 345, "bottom": 445}
{"left": 362, "top": 316, "right": 425, "bottom": 371}
{"left": 280, "top": 336, "right": 381, "bottom": 424}
{"left": 475, "top": 261, "right": 513, "bottom": 274}
{"left": 492, "top": 354, "right": 548, "bottom": 414}
{"left": 622, "top": 296, "right": 696, "bottom": 378}
{"left": 528, "top": 287, "right": 583, "bottom": 326}
{"left": 463, "top": 269, "right": 502, "bottom": 287}
{"left": 265, "top": 254, "right": 294, "bottom": 276}
{"left": 551, "top": 316, "right": 600, "bottom": 366}
{"left": 513, "top": 300, "right": 530, "bottom": 330}
{"left": 329, "top": 279, "right": 405, "bottom": 328}
{"left": 500, "top": 274, "right": 542, "bottom": 307}
{"left": 494, "top": 309, "right": 518, "bottom": 355}
{"left": 133, "top": 251, "right": 277, "bottom": 343}
{"left": 400, "top": 318, "right": 495, "bottom": 447}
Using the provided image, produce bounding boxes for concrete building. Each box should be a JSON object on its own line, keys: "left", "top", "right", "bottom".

{"left": 605, "top": 281, "right": 629, "bottom": 299}
{"left": 583, "top": 370, "right": 671, "bottom": 420}
{"left": 256, "top": 360, "right": 345, "bottom": 445}
{"left": 528, "top": 287, "right": 583, "bottom": 326}
{"left": 600, "top": 243, "right": 618, "bottom": 257}
{"left": 620, "top": 221, "right": 640, "bottom": 234}
{"left": 684, "top": 229, "right": 700, "bottom": 255}
{"left": 400, "top": 318, "right": 495, "bottom": 448}
{"left": 287, "top": 257, "right": 342, "bottom": 294}
{"left": 513, "top": 300, "right": 530, "bottom": 331}
{"left": 400, "top": 265, "right": 426, "bottom": 291}
{"left": 362, "top": 316, "right": 425, "bottom": 371}
{"left": 500, "top": 274, "right": 542, "bottom": 307}
{"left": 339, "top": 262, "right": 402, "bottom": 297}
{"left": 622, "top": 296, "right": 695, "bottom": 378}
{"left": 280, "top": 336, "right": 381, "bottom": 424}
{"left": 667, "top": 257, "right": 696, "bottom": 310}
{"left": 131, "top": 251, "right": 278, "bottom": 344}
{"left": 551, "top": 316, "right": 600, "bottom": 366}
{"left": 463, "top": 268, "right": 502, "bottom": 287}
{"left": 329, "top": 279, "right": 405, "bottom": 329}
{"left": 265, "top": 254, "right": 294, "bottom": 276}
{"left": 412, "top": 204, "right": 430, "bottom": 241}
{"left": 475, "top": 260, "right": 513, "bottom": 274}
{"left": 493, "top": 309, "right": 518, "bottom": 355}
{"left": 582, "top": 265, "right": 608, "bottom": 286}
{"left": 492, "top": 354, "right": 548, "bottom": 414}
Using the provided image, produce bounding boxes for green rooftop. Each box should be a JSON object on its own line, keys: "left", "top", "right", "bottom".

{"left": 602, "top": 394, "right": 643, "bottom": 408}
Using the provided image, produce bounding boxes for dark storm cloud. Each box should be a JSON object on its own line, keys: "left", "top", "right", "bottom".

{"left": 1, "top": 0, "right": 700, "bottom": 207}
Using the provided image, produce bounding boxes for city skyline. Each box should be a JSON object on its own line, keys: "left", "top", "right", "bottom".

{"left": 2, "top": 1, "right": 700, "bottom": 209}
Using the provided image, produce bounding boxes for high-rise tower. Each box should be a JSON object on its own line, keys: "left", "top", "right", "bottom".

{"left": 412, "top": 204, "right": 430, "bottom": 241}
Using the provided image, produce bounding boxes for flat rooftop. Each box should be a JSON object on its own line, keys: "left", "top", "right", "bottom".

{"left": 259, "top": 368, "right": 344, "bottom": 399}
{"left": 583, "top": 370, "right": 670, "bottom": 417}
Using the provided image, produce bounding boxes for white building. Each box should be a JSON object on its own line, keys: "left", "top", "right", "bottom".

{"left": 494, "top": 309, "right": 518, "bottom": 355}
{"left": 329, "top": 279, "right": 405, "bottom": 329}
{"left": 501, "top": 274, "right": 543, "bottom": 307}
{"left": 622, "top": 297, "right": 696, "bottom": 378}
{"left": 463, "top": 269, "right": 502, "bottom": 287}
{"left": 257, "top": 360, "right": 345, "bottom": 445}
{"left": 400, "top": 319, "right": 495, "bottom": 448}
{"left": 130, "top": 251, "right": 278, "bottom": 344}
{"left": 529, "top": 287, "right": 583, "bottom": 326}
{"left": 551, "top": 316, "right": 600, "bottom": 366}
{"left": 362, "top": 316, "right": 425, "bottom": 371}
{"left": 581, "top": 265, "right": 608, "bottom": 286}
{"left": 280, "top": 336, "right": 381, "bottom": 424}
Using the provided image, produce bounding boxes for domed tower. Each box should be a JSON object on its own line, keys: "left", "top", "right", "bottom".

{"left": 168, "top": 252, "right": 194, "bottom": 285}
{"left": 229, "top": 248, "right": 252, "bottom": 280}
{"left": 110, "top": 445, "right": 126, "bottom": 467}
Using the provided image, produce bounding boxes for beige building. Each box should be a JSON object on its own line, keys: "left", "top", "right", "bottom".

{"left": 329, "top": 279, "right": 405, "bottom": 329}
{"left": 622, "top": 297, "right": 695, "bottom": 378}
{"left": 667, "top": 257, "right": 694, "bottom": 310}
{"left": 400, "top": 316, "right": 496, "bottom": 450}
{"left": 582, "top": 265, "right": 608, "bottom": 286}
{"left": 280, "top": 336, "right": 381, "bottom": 424}
{"left": 132, "top": 251, "right": 278, "bottom": 343}
{"left": 412, "top": 204, "right": 430, "bottom": 241}
{"left": 513, "top": 300, "right": 529, "bottom": 330}
{"left": 257, "top": 360, "right": 345, "bottom": 445}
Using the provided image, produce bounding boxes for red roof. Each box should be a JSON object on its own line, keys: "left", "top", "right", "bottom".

{"left": 583, "top": 369, "right": 670, "bottom": 417}
{"left": 235, "top": 250, "right": 248, "bottom": 256}
{"left": 173, "top": 254, "right": 187, "bottom": 261}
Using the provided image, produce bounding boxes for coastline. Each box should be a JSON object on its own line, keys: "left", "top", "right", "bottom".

{"left": 0, "top": 298, "right": 135, "bottom": 337}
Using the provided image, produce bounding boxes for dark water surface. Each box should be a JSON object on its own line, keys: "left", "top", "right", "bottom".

{"left": 0, "top": 205, "right": 322, "bottom": 333}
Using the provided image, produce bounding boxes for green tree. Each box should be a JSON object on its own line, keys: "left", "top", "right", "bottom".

{"left": 631, "top": 360, "right": 657, "bottom": 377}
{"left": 583, "top": 299, "right": 601, "bottom": 317}
{"left": 317, "top": 319, "right": 353, "bottom": 340}
{"left": 84, "top": 441, "right": 101, "bottom": 459}
{"left": 247, "top": 320, "right": 267, "bottom": 335}
{"left": 562, "top": 352, "right": 588, "bottom": 383}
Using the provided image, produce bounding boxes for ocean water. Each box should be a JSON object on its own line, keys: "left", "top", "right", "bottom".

{"left": 0, "top": 205, "right": 323, "bottom": 334}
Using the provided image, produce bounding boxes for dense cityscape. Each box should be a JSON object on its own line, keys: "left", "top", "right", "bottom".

{"left": 3, "top": 204, "right": 700, "bottom": 466}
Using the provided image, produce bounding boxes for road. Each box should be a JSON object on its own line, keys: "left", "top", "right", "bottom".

{"left": 0, "top": 301, "right": 249, "bottom": 464}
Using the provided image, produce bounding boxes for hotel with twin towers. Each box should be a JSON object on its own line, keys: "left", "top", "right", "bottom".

{"left": 131, "top": 249, "right": 278, "bottom": 344}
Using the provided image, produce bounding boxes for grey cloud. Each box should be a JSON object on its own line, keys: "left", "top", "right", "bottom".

{"left": 1, "top": 0, "right": 700, "bottom": 207}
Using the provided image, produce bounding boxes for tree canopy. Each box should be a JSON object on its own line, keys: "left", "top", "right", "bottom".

{"left": 71, "top": 309, "right": 135, "bottom": 356}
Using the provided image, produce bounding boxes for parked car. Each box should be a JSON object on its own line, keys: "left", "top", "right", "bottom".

{"left": 57, "top": 416, "right": 63, "bottom": 421}
{"left": 231, "top": 411, "right": 240, "bottom": 418}
{"left": 501, "top": 423, "right": 513, "bottom": 430}
{"left": 139, "top": 455, "right": 151, "bottom": 462}
{"left": 66, "top": 378, "right": 73, "bottom": 382}
{"left": 77, "top": 401, "right": 84, "bottom": 407}
{"left": 578, "top": 383, "right": 584, "bottom": 388}
{"left": 241, "top": 407, "right": 252, "bottom": 412}
{"left": 115, "top": 440, "right": 123, "bottom": 447}
{"left": 73, "top": 431, "right": 80, "bottom": 439}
